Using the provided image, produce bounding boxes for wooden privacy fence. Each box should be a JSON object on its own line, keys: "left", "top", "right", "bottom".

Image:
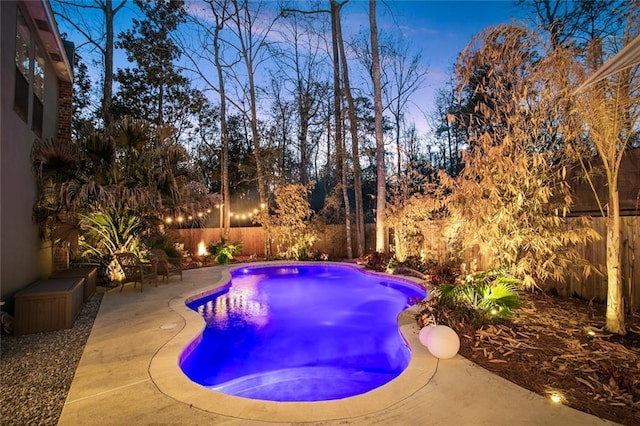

{"left": 172, "top": 224, "right": 377, "bottom": 260}
{"left": 556, "top": 217, "right": 638, "bottom": 311}
{"left": 172, "top": 217, "right": 638, "bottom": 311}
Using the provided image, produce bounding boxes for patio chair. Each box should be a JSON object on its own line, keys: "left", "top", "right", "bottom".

{"left": 115, "top": 252, "right": 158, "bottom": 292}
{"left": 148, "top": 249, "right": 183, "bottom": 282}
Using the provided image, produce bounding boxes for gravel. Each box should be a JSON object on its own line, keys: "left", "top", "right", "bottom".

{"left": 0, "top": 291, "right": 104, "bottom": 426}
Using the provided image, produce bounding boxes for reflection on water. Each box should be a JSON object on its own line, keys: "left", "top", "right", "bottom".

{"left": 196, "top": 273, "right": 270, "bottom": 328}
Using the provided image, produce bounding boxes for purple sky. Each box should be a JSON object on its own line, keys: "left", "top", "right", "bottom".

{"left": 55, "top": 0, "right": 531, "bottom": 135}
{"left": 363, "top": 0, "right": 530, "bottom": 133}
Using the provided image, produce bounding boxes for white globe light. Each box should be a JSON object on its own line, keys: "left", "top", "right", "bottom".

{"left": 425, "top": 325, "right": 460, "bottom": 359}
{"left": 418, "top": 325, "right": 435, "bottom": 347}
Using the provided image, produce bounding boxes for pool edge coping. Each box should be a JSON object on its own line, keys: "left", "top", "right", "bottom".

{"left": 149, "top": 261, "right": 439, "bottom": 422}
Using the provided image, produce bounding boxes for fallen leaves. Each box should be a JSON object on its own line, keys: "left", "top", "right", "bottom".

{"left": 430, "top": 293, "right": 640, "bottom": 425}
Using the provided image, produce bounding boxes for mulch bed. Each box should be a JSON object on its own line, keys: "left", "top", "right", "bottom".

{"left": 418, "top": 292, "right": 640, "bottom": 425}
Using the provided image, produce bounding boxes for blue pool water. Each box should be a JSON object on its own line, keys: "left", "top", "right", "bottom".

{"left": 180, "top": 263, "right": 426, "bottom": 402}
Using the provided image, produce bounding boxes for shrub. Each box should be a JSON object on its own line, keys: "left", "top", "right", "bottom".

{"left": 435, "top": 268, "right": 521, "bottom": 320}
{"left": 357, "top": 252, "right": 389, "bottom": 271}
{"left": 208, "top": 241, "right": 242, "bottom": 265}
{"left": 257, "top": 183, "right": 317, "bottom": 260}
{"left": 142, "top": 232, "right": 182, "bottom": 257}
{"left": 76, "top": 209, "right": 145, "bottom": 282}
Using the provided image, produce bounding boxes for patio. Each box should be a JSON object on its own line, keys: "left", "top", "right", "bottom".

{"left": 58, "top": 264, "right": 614, "bottom": 425}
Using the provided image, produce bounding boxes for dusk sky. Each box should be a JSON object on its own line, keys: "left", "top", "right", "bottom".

{"left": 55, "top": 0, "right": 531, "bottom": 136}
{"left": 370, "top": 0, "right": 529, "bottom": 132}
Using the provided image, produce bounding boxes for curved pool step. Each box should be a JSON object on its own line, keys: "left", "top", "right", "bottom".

{"left": 209, "top": 366, "right": 396, "bottom": 401}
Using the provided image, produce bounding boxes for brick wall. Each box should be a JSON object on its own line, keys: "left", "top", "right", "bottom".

{"left": 57, "top": 80, "right": 72, "bottom": 141}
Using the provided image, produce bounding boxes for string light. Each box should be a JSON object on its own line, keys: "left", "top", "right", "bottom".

{"left": 163, "top": 203, "right": 264, "bottom": 226}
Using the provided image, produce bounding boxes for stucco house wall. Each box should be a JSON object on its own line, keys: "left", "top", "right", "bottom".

{"left": 1, "top": 0, "right": 73, "bottom": 313}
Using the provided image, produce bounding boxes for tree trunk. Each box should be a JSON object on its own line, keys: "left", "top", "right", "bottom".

{"left": 335, "top": 0, "right": 365, "bottom": 257}
{"left": 395, "top": 117, "right": 401, "bottom": 177}
{"left": 232, "top": 0, "right": 270, "bottom": 256}
{"left": 103, "top": 0, "right": 115, "bottom": 130}
{"left": 330, "top": 1, "right": 352, "bottom": 259}
{"left": 605, "top": 183, "right": 625, "bottom": 334}
{"left": 299, "top": 115, "right": 309, "bottom": 185}
{"left": 370, "top": 0, "right": 386, "bottom": 253}
{"left": 213, "top": 17, "right": 231, "bottom": 241}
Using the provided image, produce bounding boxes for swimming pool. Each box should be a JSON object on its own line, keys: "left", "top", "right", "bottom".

{"left": 179, "top": 263, "right": 426, "bottom": 402}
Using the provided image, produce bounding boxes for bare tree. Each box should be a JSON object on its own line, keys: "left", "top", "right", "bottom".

{"left": 330, "top": 0, "right": 353, "bottom": 259}
{"left": 354, "top": 29, "right": 427, "bottom": 178}
{"left": 53, "top": 0, "right": 127, "bottom": 129}
{"left": 212, "top": 0, "right": 233, "bottom": 240}
{"left": 271, "top": 13, "right": 329, "bottom": 185}
{"left": 279, "top": 1, "right": 360, "bottom": 257}
{"left": 230, "top": 0, "right": 279, "bottom": 256}
{"left": 333, "top": 0, "right": 365, "bottom": 257}
{"left": 369, "top": 0, "right": 386, "bottom": 253}
{"left": 180, "top": 0, "right": 234, "bottom": 239}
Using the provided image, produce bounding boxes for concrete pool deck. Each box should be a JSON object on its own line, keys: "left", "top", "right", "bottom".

{"left": 58, "top": 264, "right": 616, "bottom": 425}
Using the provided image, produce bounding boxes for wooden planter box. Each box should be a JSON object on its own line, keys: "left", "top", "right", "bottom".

{"left": 14, "top": 277, "right": 84, "bottom": 336}
{"left": 51, "top": 266, "right": 97, "bottom": 302}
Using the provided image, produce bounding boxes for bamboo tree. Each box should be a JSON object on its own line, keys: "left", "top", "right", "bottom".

{"left": 449, "top": 25, "right": 599, "bottom": 289}
{"left": 574, "top": 32, "right": 640, "bottom": 334}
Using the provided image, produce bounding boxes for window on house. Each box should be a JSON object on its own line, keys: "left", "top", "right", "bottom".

{"left": 32, "top": 44, "right": 45, "bottom": 136}
{"left": 14, "top": 8, "right": 30, "bottom": 121}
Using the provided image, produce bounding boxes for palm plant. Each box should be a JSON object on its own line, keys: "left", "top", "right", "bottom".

{"left": 77, "top": 210, "right": 144, "bottom": 259}
{"left": 31, "top": 117, "right": 217, "bottom": 274}
{"left": 436, "top": 268, "right": 521, "bottom": 319}
{"left": 77, "top": 210, "right": 145, "bottom": 281}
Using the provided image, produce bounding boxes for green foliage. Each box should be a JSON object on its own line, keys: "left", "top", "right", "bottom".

{"left": 112, "top": 0, "right": 197, "bottom": 125}
{"left": 142, "top": 232, "right": 182, "bottom": 258}
{"left": 31, "top": 117, "right": 216, "bottom": 249}
{"left": 387, "top": 255, "right": 426, "bottom": 274}
{"left": 258, "top": 183, "right": 317, "bottom": 260}
{"left": 75, "top": 209, "right": 146, "bottom": 282}
{"left": 435, "top": 268, "right": 521, "bottom": 320}
{"left": 207, "top": 241, "right": 242, "bottom": 265}
{"left": 77, "top": 210, "right": 144, "bottom": 259}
